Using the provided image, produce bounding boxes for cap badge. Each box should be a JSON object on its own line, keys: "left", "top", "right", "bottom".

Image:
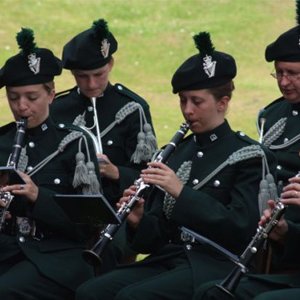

{"left": 100, "top": 38, "right": 110, "bottom": 58}
{"left": 27, "top": 53, "right": 40, "bottom": 74}
{"left": 203, "top": 54, "right": 216, "bottom": 78}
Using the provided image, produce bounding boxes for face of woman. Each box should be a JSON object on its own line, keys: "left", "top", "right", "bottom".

{"left": 6, "top": 84, "right": 55, "bottom": 128}
{"left": 179, "top": 89, "right": 228, "bottom": 134}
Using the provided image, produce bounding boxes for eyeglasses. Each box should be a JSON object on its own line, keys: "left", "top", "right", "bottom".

{"left": 271, "top": 71, "right": 300, "bottom": 81}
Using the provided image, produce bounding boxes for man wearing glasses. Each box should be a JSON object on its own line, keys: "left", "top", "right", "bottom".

{"left": 258, "top": 25, "right": 300, "bottom": 186}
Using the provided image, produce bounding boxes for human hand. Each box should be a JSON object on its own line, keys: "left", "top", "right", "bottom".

{"left": 1, "top": 171, "right": 39, "bottom": 203}
{"left": 116, "top": 185, "right": 145, "bottom": 229}
{"left": 140, "top": 161, "right": 183, "bottom": 198}
{"left": 259, "top": 199, "right": 288, "bottom": 243}
{"left": 280, "top": 175, "right": 300, "bottom": 206}
{"left": 97, "top": 154, "right": 119, "bottom": 180}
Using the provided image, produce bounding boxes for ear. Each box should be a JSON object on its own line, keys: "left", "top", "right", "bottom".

{"left": 217, "top": 96, "right": 229, "bottom": 112}
{"left": 108, "top": 57, "right": 114, "bottom": 71}
{"left": 48, "top": 88, "right": 55, "bottom": 105}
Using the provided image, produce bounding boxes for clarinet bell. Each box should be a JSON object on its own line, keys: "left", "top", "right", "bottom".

{"left": 82, "top": 249, "right": 103, "bottom": 276}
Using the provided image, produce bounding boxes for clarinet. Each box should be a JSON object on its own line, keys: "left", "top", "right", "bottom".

{"left": 82, "top": 122, "right": 190, "bottom": 269}
{"left": 0, "top": 118, "right": 27, "bottom": 231}
{"left": 216, "top": 200, "right": 286, "bottom": 297}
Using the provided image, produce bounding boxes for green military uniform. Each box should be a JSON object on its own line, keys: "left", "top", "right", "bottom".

{"left": 193, "top": 6, "right": 300, "bottom": 299}
{"left": 50, "top": 19, "right": 157, "bottom": 271}
{"left": 50, "top": 82, "right": 155, "bottom": 203}
{"left": 76, "top": 120, "right": 276, "bottom": 300}
{"left": 0, "top": 27, "right": 104, "bottom": 299}
{"left": 258, "top": 98, "right": 300, "bottom": 183}
{"left": 0, "top": 117, "right": 101, "bottom": 299}
{"left": 254, "top": 289, "right": 300, "bottom": 300}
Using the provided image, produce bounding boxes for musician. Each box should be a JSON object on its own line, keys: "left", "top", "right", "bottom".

{"left": 50, "top": 19, "right": 157, "bottom": 267}
{"left": 50, "top": 19, "right": 157, "bottom": 204}
{"left": 75, "top": 31, "right": 276, "bottom": 300}
{"left": 193, "top": 175, "right": 300, "bottom": 300}
{"left": 0, "top": 28, "right": 101, "bottom": 299}
{"left": 193, "top": 2, "right": 300, "bottom": 299}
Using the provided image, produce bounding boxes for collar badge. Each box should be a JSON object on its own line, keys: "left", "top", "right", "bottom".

{"left": 210, "top": 133, "right": 218, "bottom": 142}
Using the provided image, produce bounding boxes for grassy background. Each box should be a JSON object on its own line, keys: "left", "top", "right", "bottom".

{"left": 0, "top": 0, "right": 295, "bottom": 147}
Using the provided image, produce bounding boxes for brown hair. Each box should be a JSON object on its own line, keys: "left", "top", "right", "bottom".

{"left": 207, "top": 80, "right": 235, "bottom": 101}
{"left": 43, "top": 81, "right": 55, "bottom": 94}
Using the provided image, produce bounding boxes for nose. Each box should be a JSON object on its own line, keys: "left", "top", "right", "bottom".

{"left": 18, "top": 98, "right": 29, "bottom": 113}
{"left": 87, "top": 76, "right": 98, "bottom": 89}
{"left": 278, "top": 75, "right": 291, "bottom": 87}
{"left": 182, "top": 101, "right": 194, "bottom": 116}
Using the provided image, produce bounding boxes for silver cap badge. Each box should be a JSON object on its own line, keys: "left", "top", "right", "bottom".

{"left": 28, "top": 53, "right": 41, "bottom": 74}
{"left": 101, "top": 38, "right": 110, "bottom": 58}
{"left": 203, "top": 54, "right": 216, "bottom": 78}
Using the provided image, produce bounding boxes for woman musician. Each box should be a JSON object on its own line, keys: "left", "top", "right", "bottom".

{"left": 194, "top": 3, "right": 300, "bottom": 298}
{"left": 75, "top": 31, "right": 276, "bottom": 300}
{"left": 0, "top": 28, "right": 102, "bottom": 299}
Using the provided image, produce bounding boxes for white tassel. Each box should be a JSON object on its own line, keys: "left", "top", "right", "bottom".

{"left": 73, "top": 152, "right": 90, "bottom": 188}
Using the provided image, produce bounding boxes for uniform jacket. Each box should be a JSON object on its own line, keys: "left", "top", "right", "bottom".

{"left": 127, "top": 120, "right": 276, "bottom": 287}
{"left": 50, "top": 83, "right": 156, "bottom": 204}
{"left": 258, "top": 97, "right": 300, "bottom": 183}
{"left": 258, "top": 97, "right": 300, "bottom": 273}
{"left": 0, "top": 117, "right": 100, "bottom": 291}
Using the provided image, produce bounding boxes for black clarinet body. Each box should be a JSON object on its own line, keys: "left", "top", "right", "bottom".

{"left": 216, "top": 200, "right": 286, "bottom": 297}
{"left": 0, "top": 117, "right": 27, "bottom": 231}
{"left": 7, "top": 118, "right": 28, "bottom": 168}
{"left": 82, "top": 122, "right": 190, "bottom": 269}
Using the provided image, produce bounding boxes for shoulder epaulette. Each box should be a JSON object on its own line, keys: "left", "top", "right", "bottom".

{"left": 114, "top": 83, "right": 148, "bottom": 106}
{"left": 0, "top": 122, "right": 16, "bottom": 134}
{"left": 55, "top": 87, "right": 75, "bottom": 100}
{"left": 55, "top": 122, "right": 80, "bottom": 132}
{"left": 257, "top": 97, "right": 285, "bottom": 122}
{"left": 260, "top": 96, "right": 284, "bottom": 112}
{"left": 235, "top": 131, "right": 258, "bottom": 145}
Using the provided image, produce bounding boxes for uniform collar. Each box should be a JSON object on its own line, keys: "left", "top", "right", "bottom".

{"left": 193, "top": 120, "right": 231, "bottom": 147}
{"left": 291, "top": 102, "right": 300, "bottom": 112}
{"left": 26, "top": 117, "right": 53, "bottom": 137}
{"left": 76, "top": 82, "right": 113, "bottom": 102}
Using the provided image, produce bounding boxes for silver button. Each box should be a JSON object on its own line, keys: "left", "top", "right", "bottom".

{"left": 283, "top": 138, "right": 289, "bottom": 143}
{"left": 276, "top": 165, "right": 282, "bottom": 170}
{"left": 27, "top": 166, "right": 33, "bottom": 172}
{"left": 192, "top": 179, "right": 199, "bottom": 185}
{"left": 292, "top": 110, "right": 298, "bottom": 116}
{"left": 29, "top": 142, "right": 35, "bottom": 148}
{"left": 87, "top": 106, "right": 93, "bottom": 112}
{"left": 197, "top": 151, "right": 204, "bottom": 158}
{"left": 117, "top": 85, "right": 123, "bottom": 90}
{"left": 19, "top": 236, "right": 25, "bottom": 243}
{"left": 239, "top": 132, "right": 245, "bottom": 136}
{"left": 54, "top": 178, "right": 61, "bottom": 184}
{"left": 107, "top": 140, "right": 113, "bottom": 146}
{"left": 213, "top": 180, "right": 220, "bottom": 187}
{"left": 58, "top": 123, "right": 65, "bottom": 128}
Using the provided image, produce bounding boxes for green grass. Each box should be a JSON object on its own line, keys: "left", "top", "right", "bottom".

{"left": 0, "top": 0, "right": 295, "bottom": 146}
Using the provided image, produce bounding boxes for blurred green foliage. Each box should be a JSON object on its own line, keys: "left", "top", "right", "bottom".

{"left": 0, "top": 0, "right": 294, "bottom": 146}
